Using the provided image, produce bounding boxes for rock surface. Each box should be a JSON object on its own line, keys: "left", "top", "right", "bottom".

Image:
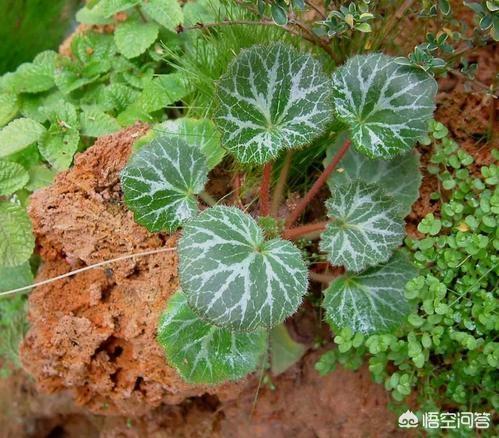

{"left": 20, "top": 124, "right": 242, "bottom": 416}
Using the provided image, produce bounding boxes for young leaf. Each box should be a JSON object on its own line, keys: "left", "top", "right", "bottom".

{"left": 0, "top": 201, "right": 35, "bottom": 268}
{"left": 0, "top": 118, "right": 46, "bottom": 158}
{"left": 121, "top": 137, "right": 208, "bottom": 232}
{"left": 157, "top": 291, "right": 267, "bottom": 384}
{"left": 142, "top": 0, "right": 183, "bottom": 30}
{"left": 0, "top": 160, "right": 29, "bottom": 195}
{"left": 270, "top": 323, "right": 306, "bottom": 375}
{"left": 331, "top": 53, "right": 437, "bottom": 158}
{"left": 115, "top": 19, "right": 159, "bottom": 59}
{"left": 156, "top": 118, "right": 225, "bottom": 169}
{"left": 325, "top": 132, "right": 422, "bottom": 216}
{"left": 179, "top": 206, "right": 309, "bottom": 331}
{"left": 80, "top": 108, "right": 121, "bottom": 137}
{"left": 215, "top": 43, "right": 332, "bottom": 164}
{"left": 0, "top": 93, "right": 19, "bottom": 127}
{"left": 320, "top": 181, "right": 405, "bottom": 272}
{"left": 323, "top": 251, "right": 417, "bottom": 334}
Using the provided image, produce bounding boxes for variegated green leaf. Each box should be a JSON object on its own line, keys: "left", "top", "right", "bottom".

{"left": 332, "top": 53, "right": 437, "bottom": 158}
{"left": 215, "top": 43, "right": 332, "bottom": 164}
{"left": 320, "top": 181, "right": 405, "bottom": 272}
{"left": 0, "top": 201, "right": 35, "bottom": 268}
{"left": 179, "top": 206, "right": 308, "bottom": 331}
{"left": 121, "top": 137, "right": 208, "bottom": 232}
{"left": 156, "top": 118, "right": 225, "bottom": 170}
{"left": 325, "top": 131, "right": 422, "bottom": 216}
{"left": 157, "top": 291, "right": 267, "bottom": 384}
{"left": 323, "top": 251, "right": 416, "bottom": 334}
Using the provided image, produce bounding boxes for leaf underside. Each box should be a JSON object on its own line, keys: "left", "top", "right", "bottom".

{"left": 121, "top": 136, "right": 208, "bottom": 232}
{"left": 215, "top": 43, "right": 332, "bottom": 164}
{"left": 325, "top": 131, "right": 422, "bottom": 216}
{"left": 157, "top": 291, "right": 267, "bottom": 384}
{"left": 332, "top": 53, "right": 437, "bottom": 158}
{"left": 320, "top": 181, "right": 405, "bottom": 272}
{"left": 179, "top": 206, "right": 309, "bottom": 331}
{"left": 323, "top": 251, "right": 417, "bottom": 334}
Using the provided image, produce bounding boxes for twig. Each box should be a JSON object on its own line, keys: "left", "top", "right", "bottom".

{"left": 233, "top": 172, "right": 242, "bottom": 206}
{"left": 0, "top": 247, "right": 177, "bottom": 298}
{"left": 375, "top": 0, "right": 415, "bottom": 48}
{"left": 285, "top": 139, "right": 351, "bottom": 228}
{"left": 283, "top": 221, "right": 328, "bottom": 240}
{"left": 260, "top": 162, "right": 273, "bottom": 216}
{"left": 270, "top": 151, "right": 293, "bottom": 217}
{"left": 305, "top": 0, "right": 326, "bottom": 19}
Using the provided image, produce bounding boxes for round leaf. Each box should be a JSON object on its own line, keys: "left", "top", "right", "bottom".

{"left": 325, "top": 131, "right": 422, "bottom": 216}
{"left": 0, "top": 201, "right": 35, "bottom": 268}
{"left": 332, "top": 53, "right": 437, "bottom": 158}
{"left": 323, "top": 251, "right": 417, "bottom": 334}
{"left": 157, "top": 291, "right": 267, "bottom": 384}
{"left": 115, "top": 19, "right": 159, "bottom": 59}
{"left": 121, "top": 137, "right": 208, "bottom": 232}
{"left": 179, "top": 206, "right": 308, "bottom": 331}
{"left": 320, "top": 181, "right": 405, "bottom": 272}
{"left": 0, "top": 160, "right": 29, "bottom": 196}
{"left": 215, "top": 43, "right": 332, "bottom": 164}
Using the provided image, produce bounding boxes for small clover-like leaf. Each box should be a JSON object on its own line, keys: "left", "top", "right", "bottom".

{"left": 323, "top": 251, "right": 417, "bottom": 334}
{"left": 179, "top": 206, "right": 308, "bottom": 331}
{"left": 332, "top": 53, "right": 437, "bottom": 158}
{"left": 325, "top": 132, "right": 422, "bottom": 216}
{"left": 215, "top": 43, "right": 332, "bottom": 164}
{"left": 0, "top": 160, "right": 29, "bottom": 195}
{"left": 0, "top": 201, "right": 35, "bottom": 268}
{"left": 320, "top": 181, "right": 405, "bottom": 272}
{"left": 121, "top": 137, "right": 208, "bottom": 232}
{"left": 157, "top": 291, "right": 267, "bottom": 384}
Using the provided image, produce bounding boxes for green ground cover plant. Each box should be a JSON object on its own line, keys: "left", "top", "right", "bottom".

{"left": 0, "top": 1, "right": 496, "bottom": 433}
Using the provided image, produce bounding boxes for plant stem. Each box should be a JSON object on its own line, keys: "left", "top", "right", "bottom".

{"left": 309, "top": 271, "right": 335, "bottom": 284}
{"left": 282, "top": 221, "right": 328, "bottom": 240}
{"left": 270, "top": 150, "right": 293, "bottom": 217}
{"left": 375, "top": 0, "right": 414, "bottom": 49}
{"left": 200, "top": 191, "right": 217, "bottom": 206}
{"left": 260, "top": 162, "right": 273, "bottom": 216}
{"left": 305, "top": 0, "right": 326, "bottom": 19}
{"left": 285, "top": 139, "right": 351, "bottom": 228}
{"left": 233, "top": 172, "right": 242, "bottom": 206}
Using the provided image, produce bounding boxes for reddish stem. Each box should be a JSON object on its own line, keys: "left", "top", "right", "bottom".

{"left": 285, "top": 139, "right": 351, "bottom": 228}
{"left": 260, "top": 162, "right": 273, "bottom": 216}
{"left": 282, "top": 221, "right": 329, "bottom": 240}
{"left": 233, "top": 172, "right": 242, "bottom": 206}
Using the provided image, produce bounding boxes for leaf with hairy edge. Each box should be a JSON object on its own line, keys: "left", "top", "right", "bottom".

{"left": 0, "top": 202, "right": 35, "bottom": 268}
{"left": 323, "top": 251, "right": 417, "bottom": 334}
{"left": 158, "top": 291, "right": 267, "bottom": 384}
{"left": 115, "top": 19, "right": 159, "bottom": 59}
{"left": 121, "top": 137, "right": 208, "bottom": 232}
{"left": 0, "top": 118, "right": 46, "bottom": 158}
{"left": 325, "top": 132, "right": 422, "bottom": 216}
{"left": 332, "top": 53, "right": 437, "bottom": 158}
{"left": 215, "top": 43, "right": 332, "bottom": 164}
{"left": 0, "top": 160, "right": 29, "bottom": 195}
{"left": 142, "top": 0, "right": 183, "bottom": 30}
{"left": 320, "top": 181, "right": 405, "bottom": 272}
{"left": 156, "top": 118, "right": 225, "bottom": 169}
{"left": 179, "top": 206, "right": 309, "bottom": 331}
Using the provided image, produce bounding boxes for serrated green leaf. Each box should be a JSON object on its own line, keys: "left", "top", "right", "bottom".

{"left": 142, "top": 0, "right": 183, "bottom": 30}
{"left": 105, "top": 83, "right": 139, "bottom": 113}
{"left": 325, "top": 132, "right": 422, "bottom": 216}
{"left": 0, "top": 93, "right": 18, "bottom": 127}
{"left": 101, "top": 0, "right": 140, "bottom": 16}
{"left": 0, "top": 202, "right": 35, "bottom": 268}
{"left": 6, "top": 57, "right": 56, "bottom": 94}
{"left": 155, "top": 118, "right": 225, "bottom": 169}
{"left": 179, "top": 206, "right": 309, "bottom": 331}
{"left": 115, "top": 19, "right": 159, "bottom": 59}
{"left": 184, "top": 0, "right": 221, "bottom": 26}
{"left": 157, "top": 291, "right": 267, "bottom": 384}
{"left": 80, "top": 108, "right": 121, "bottom": 137}
{"left": 332, "top": 53, "right": 437, "bottom": 158}
{"left": 121, "top": 137, "right": 208, "bottom": 232}
{"left": 0, "top": 160, "right": 29, "bottom": 195}
{"left": 215, "top": 43, "right": 332, "bottom": 164}
{"left": 323, "top": 251, "right": 416, "bottom": 334}
{"left": 270, "top": 323, "right": 306, "bottom": 375}
{"left": 0, "top": 118, "right": 46, "bottom": 158}
{"left": 0, "top": 262, "right": 33, "bottom": 293}
{"left": 320, "top": 181, "right": 405, "bottom": 272}
{"left": 38, "top": 125, "right": 80, "bottom": 171}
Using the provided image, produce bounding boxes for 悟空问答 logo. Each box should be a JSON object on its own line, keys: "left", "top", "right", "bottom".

{"left": 398, "top": 410, "right": 419, "bottom": 428}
